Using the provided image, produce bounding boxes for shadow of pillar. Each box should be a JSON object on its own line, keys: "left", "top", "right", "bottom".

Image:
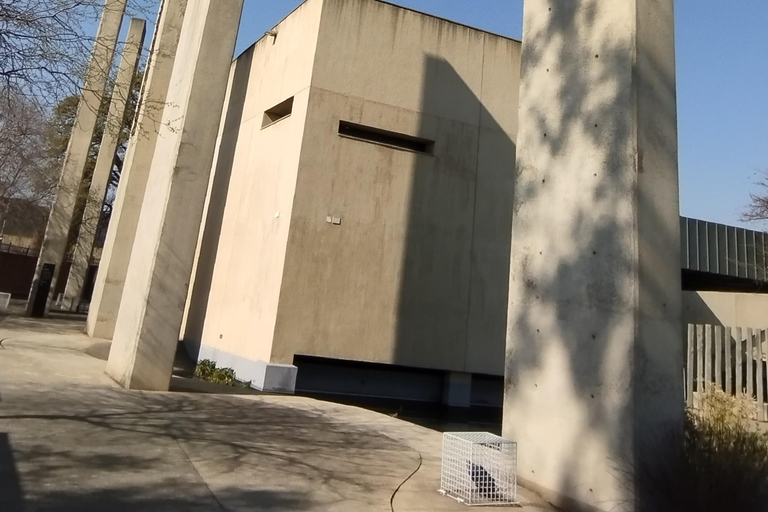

{"left": 0, "top": 433, "right": 24, "bottom": 510}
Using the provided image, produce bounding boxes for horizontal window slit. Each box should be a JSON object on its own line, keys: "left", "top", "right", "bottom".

{"left": 338, "top": 121, "right": 434, "bottom": 154}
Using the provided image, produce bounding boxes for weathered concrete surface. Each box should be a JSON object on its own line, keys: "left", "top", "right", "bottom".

{"left": 107, "top": 0, "right": 244, "bottom": 390}
{"left": 189, "top": 0, "right": 322, "bottom": 366}
{"left": 504, "top": 1, "right": 682, "bottom": 511}
{"left": 88, "top": 0, "right": 188, "bottom": 340}
{"left": 273, "top": 3, "right": 519, "bottom": 374}
{"left": 62, "top": 18, "right": 147, "bottom": 313}
{"left": 0, "top": 313, "right": 553, "bottom": 511}
{"left": 194, "top": 0, "right": 520, "bottom": 382}
{"left": 26, "top": 0, "right": 128, "bottom": 317}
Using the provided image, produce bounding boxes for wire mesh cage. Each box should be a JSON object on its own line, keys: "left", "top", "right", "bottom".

{"left": 439, "top": 432, "right": 517, "bottom": 506}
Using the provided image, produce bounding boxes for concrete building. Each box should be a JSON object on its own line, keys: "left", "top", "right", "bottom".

{"left": 85, "top": 0, "right": 759, "bottom": 509}
{"left": 78, "top": 0, "right": 764, "bottom": 406}
{"left": 171, "top": 0, "right": 768, "bottom": 404}
{"left": 0, "top": 199, "right": 48, "bottom": 251}
{"left": 180, "top": 0, "right": 521, "bottom": 400}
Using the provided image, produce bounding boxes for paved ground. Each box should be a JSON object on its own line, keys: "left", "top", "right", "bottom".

{"left": 0, "top": 307, "right": 554, "bottom": 511}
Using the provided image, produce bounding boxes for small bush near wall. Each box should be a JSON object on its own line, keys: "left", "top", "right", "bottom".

{"left": 194, "top": 359, "right": 248, "bottom": 388}
{"left": 637, "top": 390, "right": 768, "bottom": 512}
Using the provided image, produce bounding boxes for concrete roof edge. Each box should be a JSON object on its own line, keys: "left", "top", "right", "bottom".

{"left": 234, "top": 0, "right": 315, "bottom": 60}
{"left": 234, "top": 0, "right": 522, "bottom": 60}
{"left": 371, "top": 0, "right": 522, "bottom": 44}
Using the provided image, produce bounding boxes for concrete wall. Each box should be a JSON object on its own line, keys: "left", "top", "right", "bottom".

{"left": 683, "top": 291, "right": 768, "bottom": 328}
{"left": 502, "top": 1, "right": 682, "bottom": 509}
{"left": 193, "top": 0, "right": 323, "bottom": 364}
{"left": 270, "top": 0, "right": 520, "bottom": 374}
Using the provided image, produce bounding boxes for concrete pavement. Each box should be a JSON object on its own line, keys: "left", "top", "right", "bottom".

{"left": 0, "top": 308, "right": 554, "bottom": 511}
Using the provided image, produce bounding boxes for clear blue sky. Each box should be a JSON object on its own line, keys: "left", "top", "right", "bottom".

{"left": 126, "top": 0, "right": 768, "bottom": 229}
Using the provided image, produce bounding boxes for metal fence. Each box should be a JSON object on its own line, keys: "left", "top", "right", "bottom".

{"left": 685, "top": 324, "right": 768, "bottom": 421}
{"left": 0, "top": 243, "right": 39, "bottom": 257}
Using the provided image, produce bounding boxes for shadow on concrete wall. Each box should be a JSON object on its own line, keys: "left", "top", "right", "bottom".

{"left": 682, "top": 292, "right": 722, "bottom": 328}
{"left": 393, "top": 54, "right": 515, "bottom": 377}
{"left": 500, "top": 2, "right": 683, "bottom": 511}
{"left": 181, "top": 48, "right": 255, "bottom": 360}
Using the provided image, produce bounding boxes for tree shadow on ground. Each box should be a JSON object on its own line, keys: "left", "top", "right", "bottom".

{"left": 0, "top": 386, "right": 419, "bottom": 511}
{"left": 12, "top": 487, "right": 312, "bottom": 512}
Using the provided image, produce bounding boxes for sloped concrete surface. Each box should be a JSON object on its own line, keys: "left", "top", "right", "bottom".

{"left": 0, "top": 310, "right": 553, "bottom": 511}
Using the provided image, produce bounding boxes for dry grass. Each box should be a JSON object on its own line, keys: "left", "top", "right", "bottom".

{"left": 637, "top": 390, "right": 768, "bottom": 512}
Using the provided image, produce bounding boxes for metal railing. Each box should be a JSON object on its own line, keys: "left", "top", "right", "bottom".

{"left": 0, "top": 243, "right": 39, "bottom": 257}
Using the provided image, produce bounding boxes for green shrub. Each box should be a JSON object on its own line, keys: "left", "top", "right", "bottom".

{"left": 194, "top": 359, "right": 217, "bottom": 381}
{"left": 193, "top": 359, "right": 241, "bottom": 387}
{"left": 637, "top": 390, "right": 768, "bottom": 512}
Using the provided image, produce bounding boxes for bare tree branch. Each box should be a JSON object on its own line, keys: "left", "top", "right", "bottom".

{"left": 742, "top": 169, "right": 768, "bottom": 223}
{"left": 0, "top": 0, "right": 157, "bottom": 108}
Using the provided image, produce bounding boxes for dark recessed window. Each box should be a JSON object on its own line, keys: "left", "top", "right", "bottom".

{"left": 262, "top": 97, "right": 294, "bottom": 128}
{"left": 338, "top": 121, "right": 434, "bottom": 154}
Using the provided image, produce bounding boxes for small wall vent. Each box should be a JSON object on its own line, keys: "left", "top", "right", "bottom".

{"left": 262, "top": 97, "right": 294, "bottom": 128}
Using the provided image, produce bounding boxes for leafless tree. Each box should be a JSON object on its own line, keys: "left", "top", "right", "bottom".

{"left": 0, "top": 0, "right": 157, "bottom": 107}
{"left": 1, "top": 0, "right": 156, "bottom": 249}
{"left": 0, "top": 87, "right": 54, "bottom": 245}
{"left": 742, "top": 170, "right": 768, "bottom": 223}
{"left": 0, "top": 89, "right": 54, "bottom": 207}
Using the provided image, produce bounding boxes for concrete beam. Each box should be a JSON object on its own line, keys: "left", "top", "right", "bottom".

{"left": 26, "top": 0, "right": 128, "bottom": 317}
{"left": 106, "top": 0, "right": 244, "bottom": 390}
{"left": 62, "top": 18, "right": 147, "bottom": 313}
{"left": 503, "top": 1, "right": 682, "bottom": 510}
{"left": 87, "top": 0, "right": 188, "bottom": 339}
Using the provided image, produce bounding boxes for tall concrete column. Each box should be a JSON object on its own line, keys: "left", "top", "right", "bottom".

{"left": 106, "top": 0, "right": 244, "bottom": 390}
{"left": 25, "top": 0, "right": 128, "bottom": 318}
{"left": 62, "top": 18, "right": 147, "bottom": 313}
{"left": 87, "top": 0, "right": 188, "bottom": 339}
{"left": 503, "top": 1, "right": 682, "bottom": 511}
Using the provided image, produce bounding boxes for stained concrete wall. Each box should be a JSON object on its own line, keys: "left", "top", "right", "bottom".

{"left": 503, "top": 1, "right": 682, "bottom": 509}
{"left": 188, "top": 0, "right": 519, "bottom": 381}
{"left": 271, "top": 0, "right": 520, "bottom": 373}
{"left": 191, "top": 0, "right": 323, "bottom": 364}
{"left": 682, "top": 291, "right": 768, "bottom": 328}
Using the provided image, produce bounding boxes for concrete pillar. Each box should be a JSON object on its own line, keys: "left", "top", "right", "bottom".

{"left": 106, "top": 0, "right": 244, "bottom": 390}
{"left": 62, "top": 18, "right": 147, "bottom": 313}
{"left": 87, "top": 0, "right": 188, "bottom": 339}
{"left": 503, "top": 1, "right": 682, "bottom": 511}
{"left": 443, "top": 372, "right": 472, "bottom": 408}
{"left": 25, "top": 0, "right": 128, "bottom": 318}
